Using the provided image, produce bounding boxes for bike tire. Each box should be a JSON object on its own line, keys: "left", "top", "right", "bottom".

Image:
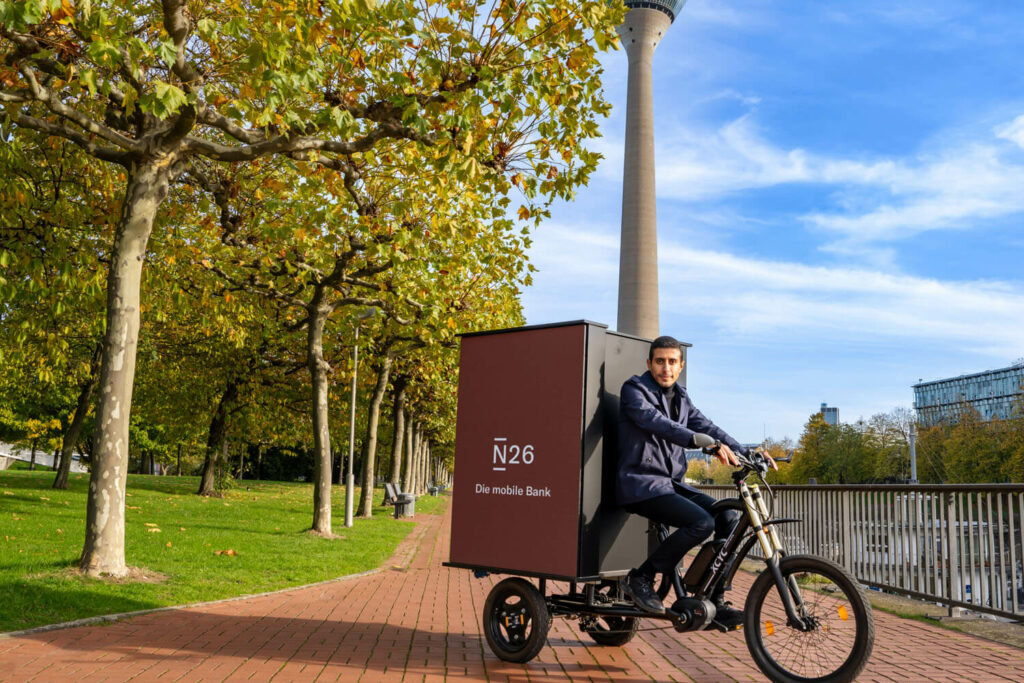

{"left": 744, "top": 554, "right": 874, "bottom": 683}
{"left": 580, "top": 580, "right": 639, "bottom": 646}
{"left": 582, "top": 614, "right": 639, "bottom": 646}
{"left": 482, "top": 577, "right": 551, "bottom": 663}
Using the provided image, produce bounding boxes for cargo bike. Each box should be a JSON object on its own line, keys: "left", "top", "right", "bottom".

{"left": 446, "top": 322, "right": 873, "bottom": 683}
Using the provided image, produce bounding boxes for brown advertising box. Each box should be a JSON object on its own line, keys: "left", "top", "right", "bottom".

{"left": 448, "top": 321, "right": 687, "bottom": 580}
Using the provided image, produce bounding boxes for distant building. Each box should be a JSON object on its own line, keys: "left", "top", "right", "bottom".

{"left": 820, "top": 402, "right": 839, "bottom": 426}
{"left": 913, "top": 362, "right": 1024, "bottom": 426}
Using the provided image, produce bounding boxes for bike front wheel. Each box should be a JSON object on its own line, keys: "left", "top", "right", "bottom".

{"left": 744, "top": 554, "right": 874, "bottom": 683}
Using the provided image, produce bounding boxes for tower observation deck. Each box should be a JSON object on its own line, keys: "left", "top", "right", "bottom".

{"left": 624, "top": 0, "right": 686, "bottom": 22}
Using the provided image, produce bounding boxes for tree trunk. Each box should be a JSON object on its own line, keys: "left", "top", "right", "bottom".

{"left": 54, "top": 344, "right": 100, "bottom": 489}
{"left": 421, "top": 437, "right": 430, "bottom": 494}
{"left": 29, "top": 439, "right": 37, "bottom": 471}
{"left": 198, "top": 379, "right": 238, "bottom": 496}
{"left": 419, "top": 437, "right": 428, "bottom": 494}
{"left": 412, "top": 430, "right": 422, "bottom": 495}
{"left": 80, "top": 160, "right": 172, "bottom": 577}
{"left": 403, "top": 416, "right": 415, "bottom": 494}
{"left": 256, "top": 443, "right": 262, "bottom": 480}
{"left": 176, "top": 443, "right": 182, "bottom": 476}
{"left": 415, "top": 428, "right": 424, "bottom": 494}
{"left": 308, "top": 303, "right": 334, "bottom": 535}
{"left": 389, "top": 381, "right": 406, "bottom": 485}
{"left": 238, "top": 442, "right": 244, "bottom": 480}
{"left": 357, "top": 351, "right": 394, "bottom": 517}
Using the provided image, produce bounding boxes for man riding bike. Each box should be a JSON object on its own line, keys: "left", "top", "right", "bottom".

{"left": 616, "top": 335, "right": 774, "bottom": 627}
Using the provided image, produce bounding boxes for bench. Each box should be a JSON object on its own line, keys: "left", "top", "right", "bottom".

{"left": 383, "top": 482, "right": 400, "bottom": 506}
{"left": 386, "top": 482, "right": 416, "bottom": 518}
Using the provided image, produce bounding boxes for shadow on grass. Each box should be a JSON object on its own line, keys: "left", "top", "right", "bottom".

{"left": 0, "top": 578, "right": 164, "bottom": 634}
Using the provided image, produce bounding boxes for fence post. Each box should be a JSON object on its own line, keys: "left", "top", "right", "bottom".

{"left": 946, "top": 491, "right": 960, "bottom": 617}
{"left": 842, "top": 490, "right": 853, "bottom": 573}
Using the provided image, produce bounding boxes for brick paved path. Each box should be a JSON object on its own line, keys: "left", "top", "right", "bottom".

{"left": 3, "top": 501, "right": 1023, "bottom": 682}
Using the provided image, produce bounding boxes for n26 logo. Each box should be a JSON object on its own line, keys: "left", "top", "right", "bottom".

{"left": 492, "top": 438, "right": 534, "bottom": 471}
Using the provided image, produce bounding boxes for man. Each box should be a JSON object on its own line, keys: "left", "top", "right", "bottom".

{"left": 617, "top": 335, "right": 767, "bottom": 626}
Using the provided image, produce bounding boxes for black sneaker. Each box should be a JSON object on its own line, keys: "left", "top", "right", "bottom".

{"left": 713, "top": 600, "right": 744, "bottom": 629}
{"left": 620, "top": 571, "right": 665, "bottom": 614}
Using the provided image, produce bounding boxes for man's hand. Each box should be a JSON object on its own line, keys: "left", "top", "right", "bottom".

{"left": 754, "top": 448, "right": 779, "bottom": 471}
{"left": 716, "top": 443, "right": 741, "bottom": 467}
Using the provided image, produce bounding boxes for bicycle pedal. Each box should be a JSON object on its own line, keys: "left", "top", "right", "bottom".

{"left": 710, "top": 620, "right": 743, "bottom": 633}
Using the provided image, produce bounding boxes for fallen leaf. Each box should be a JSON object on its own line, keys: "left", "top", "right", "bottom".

{"left": 144, "top": 522, "right": 158, "bottom": 527}
{"left": 2, "top": 491, "right": 14, "bottom": 496}
{"left": 166, "top": 542, "right": 172, "bottom": 548}
{"left": 148, "top": 528, "right": 162, "bottom": 533}
{"left": 179, "top": 527, "right": 186, "bottom": 531}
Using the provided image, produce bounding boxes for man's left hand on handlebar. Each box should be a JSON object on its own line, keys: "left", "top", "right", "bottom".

{"left": 753, "top": 448, "right": 779, "bottom": 471}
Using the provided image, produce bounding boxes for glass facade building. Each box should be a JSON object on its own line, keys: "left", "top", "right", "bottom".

{"left": 913, "top": 362, "right": 1024, "bottom": 426}
{"left": 624, "top": 0, "right": 687, "bottom": 22}
{"left": 820, "top": 403, "right": 839, "bottom": 426}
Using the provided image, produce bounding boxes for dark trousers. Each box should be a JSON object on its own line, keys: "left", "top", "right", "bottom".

{"left": 624, "top": 485, "right": 739, "bottom": 581}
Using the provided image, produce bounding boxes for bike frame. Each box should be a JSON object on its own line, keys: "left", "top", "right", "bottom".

{"left": 683, "top": 475, "right": 811, "bottom": 630}
{"left": 547, "top": 461, "right": 813, "bottom": 632}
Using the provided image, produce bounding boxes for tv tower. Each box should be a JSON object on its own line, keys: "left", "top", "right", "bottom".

{"left": 616, "top": 0, "right": 686, "bottom": 338}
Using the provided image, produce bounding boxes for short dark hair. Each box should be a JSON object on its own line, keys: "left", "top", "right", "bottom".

{"left": 649, "top": 335, "right": 683, "bottom": 361}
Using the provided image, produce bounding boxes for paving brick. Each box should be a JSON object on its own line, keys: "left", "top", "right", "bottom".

{"left": 2, "top": 502, "right": 1024, "bottom": 682}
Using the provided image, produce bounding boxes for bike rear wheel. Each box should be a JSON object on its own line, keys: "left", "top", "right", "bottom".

{"left": 580, "top": 581, "right": 638, "bottom": 646}
{"left": 744, "top": 554, "right": 874, "bottom": 683}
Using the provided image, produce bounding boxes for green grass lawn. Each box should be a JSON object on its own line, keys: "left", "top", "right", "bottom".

{"left": 0, "top": 470, "right": 448, "bottom": 633}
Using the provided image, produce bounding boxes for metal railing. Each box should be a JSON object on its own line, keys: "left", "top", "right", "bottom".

{"left": 699, "top": 483, "right": 1024, "bottom": 620}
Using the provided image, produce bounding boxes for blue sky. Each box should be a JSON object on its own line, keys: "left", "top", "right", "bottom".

{"left": 521, "top": 0, "right": 1024, "bottom": 443}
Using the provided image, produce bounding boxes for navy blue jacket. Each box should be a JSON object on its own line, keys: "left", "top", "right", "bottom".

{"left": 616, "top": 371, "right": 747, "bottom": 505}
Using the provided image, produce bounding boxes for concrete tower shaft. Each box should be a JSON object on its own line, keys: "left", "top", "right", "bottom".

{"left": 616, "top": 7, "right": 673, "bottom": 339}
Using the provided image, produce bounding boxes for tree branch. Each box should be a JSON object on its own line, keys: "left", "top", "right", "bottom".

{"left": 5, "top": 111, "right": 131, "bottom": 165}
{"left": 16, "top": 63, "right": 143, "bottom": 152}
{"left": 184, "top": 120, "right": 433, "bottom": 162}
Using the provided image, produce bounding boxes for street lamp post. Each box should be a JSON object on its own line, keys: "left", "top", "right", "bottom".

{"left": 909, "top": 424, "right": 918, "bottom": 484}
{"left": 345, "top": 309, "right": 376, "bottom": 528}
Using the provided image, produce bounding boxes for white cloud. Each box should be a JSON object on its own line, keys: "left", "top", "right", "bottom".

{"left": 526, "top": 223, "right": 1024, "bottom": 360}
{"left": 996, "top": 114, "right": 1024, "bottom": 150}
{"left": 596, "top": 113, "right": 1024, "bottom": 255}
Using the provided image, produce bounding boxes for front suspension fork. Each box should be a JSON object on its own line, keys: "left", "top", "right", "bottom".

{"left": 742, "top": 483, "right": 812, "bottom": 630}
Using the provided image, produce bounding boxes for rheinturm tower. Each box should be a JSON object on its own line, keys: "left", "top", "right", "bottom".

{"left": 616, "top": 0, "right": 685, "bottom": 338}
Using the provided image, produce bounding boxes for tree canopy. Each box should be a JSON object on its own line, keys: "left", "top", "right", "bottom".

{"left": 1, "top": 0, "right": 623, "bottom": 575}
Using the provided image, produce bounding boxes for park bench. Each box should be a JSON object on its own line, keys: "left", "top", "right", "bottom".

{"left": 383, "top": 482, "right": 399, "bottom": 506}
{"left": 384, "top": 482, "right": 416, "bottom": 518}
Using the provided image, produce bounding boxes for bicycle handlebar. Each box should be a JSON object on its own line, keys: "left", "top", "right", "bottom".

{"left": 700, "top": 440, "right": 777, "bottom": 476}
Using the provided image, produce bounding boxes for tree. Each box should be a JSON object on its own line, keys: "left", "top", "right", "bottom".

{"left": 3, "top": 0, "right": 619, "bottom": 571}
{"left": 943, "top": 405, "right": 1008, "bottom": 483}
{"left": 862, "top": 408, "right": 913, "bottom": 482}
{"left": 387, "top": 377, "right": 407, "bottom": 486}
{"left": 790, "top": 413, "right": 830, "bottom": 484}
{"left": 0, "top": 130, "right": 113, "bottom": 487}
